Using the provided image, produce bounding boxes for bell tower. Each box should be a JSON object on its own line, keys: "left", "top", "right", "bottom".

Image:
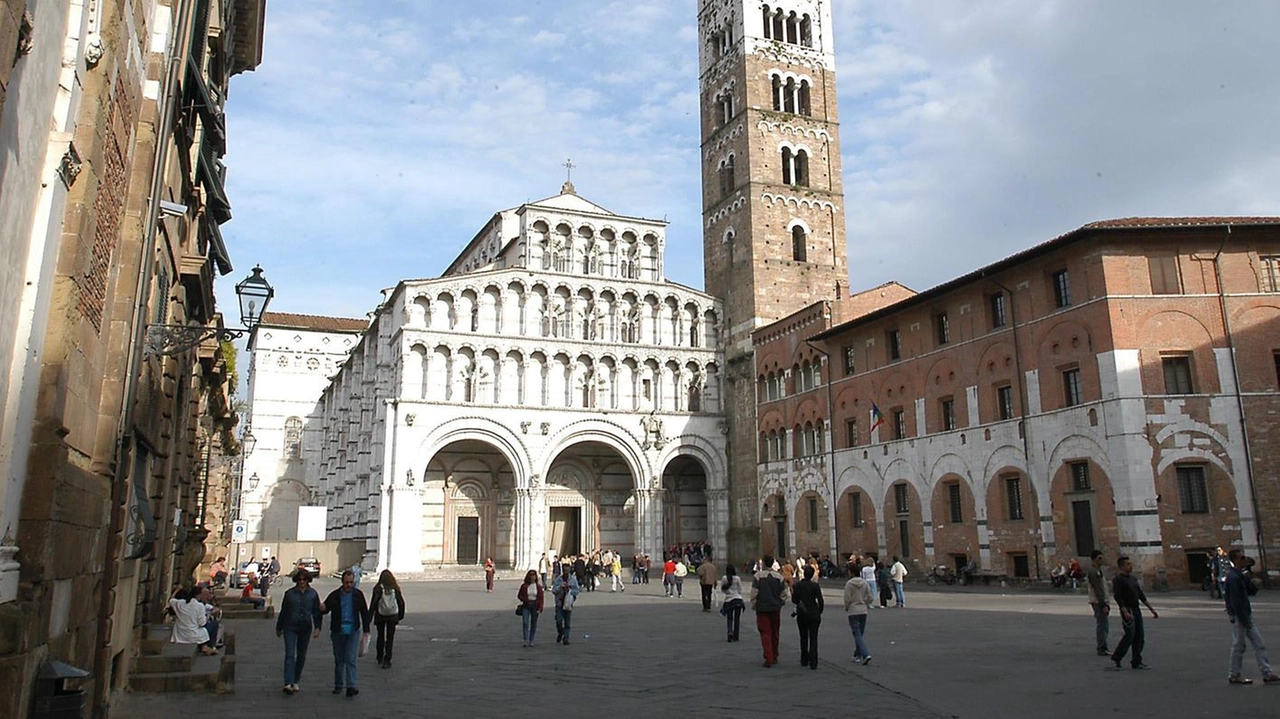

{"left": 698, "top": 0, "right": 848, "bottom": 560}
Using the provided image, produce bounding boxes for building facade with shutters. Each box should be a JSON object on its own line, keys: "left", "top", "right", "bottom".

{"left": 753, "top": 218, "right": 1280, "bottom": 588}
{"left": 0, "top": 0, "right": 264, "bottom": 714}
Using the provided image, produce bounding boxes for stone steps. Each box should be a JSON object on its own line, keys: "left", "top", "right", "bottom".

{"left": 128, "top": 624, "right": 235, "bottom": 694}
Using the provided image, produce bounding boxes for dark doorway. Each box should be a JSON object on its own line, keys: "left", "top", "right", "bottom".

{"left": 456, "top": 517, "right": 480, "bottom": 565}
{"left": 775, "top": 516, "right": 788, "bottom": 559}
{"left": 952, "top": 553, "right": 968, "bottom": 574}
{"left": 1071, "top": 500, "right": 1096, "bottom": 557}
{"left": 1186, "top": 550, "right": 1211, "bottom": 586}
{"left": 548, "top": 507, "right": 581, "bottom": 558}
{"left": 898, "top": 519, "right": 911, "bottom": 557}
{"left": 1011, "top": 553, "right": 1030, "bottom": 578}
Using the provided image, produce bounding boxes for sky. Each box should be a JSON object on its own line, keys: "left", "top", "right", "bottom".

{"left": 216, "top": 0, "right": 1280, "bottom": 326}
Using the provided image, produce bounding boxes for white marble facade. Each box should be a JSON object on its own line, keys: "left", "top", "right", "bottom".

{"left": 313, "top": 186, "right": 729, "bottom": 571}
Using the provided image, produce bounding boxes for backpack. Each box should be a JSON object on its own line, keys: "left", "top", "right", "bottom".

{"left": 378, "top": 587, "right": 400, "bottom": 617}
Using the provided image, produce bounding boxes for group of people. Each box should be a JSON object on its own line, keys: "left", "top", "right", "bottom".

{"left": 273, "top": 566, "right": 405, "bottom": 698}
{"left": 537, "top": 549, "right": 633, "bottom": 593}
{"left": 1086, "top": 548, "right": 1277, "bottom": 685}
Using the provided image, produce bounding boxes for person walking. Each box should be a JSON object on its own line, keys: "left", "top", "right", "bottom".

{"left": 484, "top": 557, "right": 496, "bottom": 593}
{"left": 552, "top": 565, "right": 580, "bottom": 645}
{"left": 751, "top": 554, "right": 788, "bottom": 668}
{"left": 1110, "top": 556, "right": 1158, "bottom": 671}
{"left": 1223, "top": 549, "right": 1279, "bottom": 685}
{"left": 720, "top": 565, "right": 745, "bottom": 642}
{"left": 663, "top": 557, "right": 678, "bottom": 597}
{"left": 643, "top": 554, "right": 651, "bottom": 584}
{"left": 538, "top": 552, "right": 550, "bottom": 588}
{"left": 276, "top": 569, "right": 322, "bottom": 695}
{"left": 844, "top": 560, "right": 873, "bottom": 664}
{"left": 859, "top": 558, "right": 879, "bottom": 609}
{"left": 610, "top": 553, "right": 626, "bottom": 592}
{"left": 697, "top": 557, "right": 719, "bottom": 612}
{"left": 791, "top": 565, "right": 824, "bottom": 670}
{"left": 673, "top": 557, "right": 688, "bottom": 598}
{"left": 369, "top": 570, "right": 405, "bottom": 668}
{"left": 889, "top": 557, "right": 908, "bottom": 607}
{"left": 517, "top": 569, "right": 545, "bottom": 646}
{"left": 321, "top": 569, "right": 372, "bottom": 697}
{"left": 1086, "top": 550, "right": 1110, "bottom": 656}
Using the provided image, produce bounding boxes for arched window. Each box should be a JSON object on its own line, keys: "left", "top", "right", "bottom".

{"left": 783, "top": 77, "right": 796, "bottom": 113}
{"left": 284, "top": 417, "right": 303, "bottom": 459}
{"left": 792, "top": 225, "right": 807, "bottom": 262}
{"left": 719, "top": 155, "right": 735, "bottom": 198}
{"left": 799, "top": 80, "right": 812, "bottom": 116}
{"left": 786, "top": 12, "right": 799, "bottom": 44}
{"left": 781, "top": 147, "right": 794, "bottom": 185}
{"left": 718, "top": 91, "right": 734, "bottom": 125}
{"left": 762, "top": 6, "right": 773, "bottom": 39}
{"left": 772, "top": 10, "right": 785, "bottom": 41}
{"left": 771, "top": 74, "right": 783, "bottom": 111}
{"left": 800, "top": 15, "right": 813, "bottom": 47}
{"left": 795, "top": 149, "right": 810, "bottom": 186}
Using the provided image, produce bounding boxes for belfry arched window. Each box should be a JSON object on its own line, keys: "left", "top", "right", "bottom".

{"left": 284, "top": 416, "right": 303, "bottom": 459}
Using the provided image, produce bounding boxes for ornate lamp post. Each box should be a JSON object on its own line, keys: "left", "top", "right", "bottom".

{"left": 144, "top": 265, "right": 274, "bottom": 356}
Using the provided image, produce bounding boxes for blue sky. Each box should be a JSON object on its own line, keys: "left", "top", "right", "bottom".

{"left": 216, "top": 0, "right": 1280, "bottom": 324}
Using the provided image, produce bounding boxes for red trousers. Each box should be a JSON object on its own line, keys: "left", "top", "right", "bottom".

{"left": 756, "top": 611, "right": 781, "bottom": 664}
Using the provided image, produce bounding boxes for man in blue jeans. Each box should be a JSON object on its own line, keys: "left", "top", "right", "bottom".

{"left": 1223, "top": 549, "right": 1279, "bottom": 685}
{"left": 1110, "top": 556, "right": 1158, "bottom": 670}
{"left": 321, "top": 569, "right": 371, "bottom": 697}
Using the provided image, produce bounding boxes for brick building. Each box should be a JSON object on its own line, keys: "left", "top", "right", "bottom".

{"left": 0, "top": 1, "right": 264, "bottom": 715}
{"left": 754, "top": 218, "right": 1280, "bottom": 588}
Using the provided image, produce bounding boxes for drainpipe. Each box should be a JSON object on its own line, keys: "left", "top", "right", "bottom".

{"left": 1211, "top": 226, "right": 1268, "bottom": 586}
{"left": 985, "top": 274, "right": 1038, "bottom": 579}
{"left": 94, "top": 3, "right": 192, "bottom": 716}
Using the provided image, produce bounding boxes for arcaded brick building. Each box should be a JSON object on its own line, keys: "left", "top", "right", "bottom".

{"left": 754, "top": 218, "right": 1280, "bottom": 588}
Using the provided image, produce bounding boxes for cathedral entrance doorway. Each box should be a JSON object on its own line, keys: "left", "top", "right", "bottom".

{"left": 456, "top": 517, "right": 480, "bottom": 565}
{"left": 661, "top": 455, "right": 709, "bottom": 551}
{"left": 547, "top": 507, "right": 582, "bottom": 557}
{"left": 428, "top": 439, "right": 516, "bottom": 567}
{"left": 544, "top": 441, "right": 636, "bottom": 558}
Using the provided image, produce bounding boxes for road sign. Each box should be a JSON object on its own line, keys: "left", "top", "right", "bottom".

{"left": 231, "top": 520, "right": 247, "bottom": 543}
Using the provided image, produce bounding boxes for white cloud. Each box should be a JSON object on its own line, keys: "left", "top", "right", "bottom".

{"left": 218, "top": 0, "right": 1280, "bottom": 330}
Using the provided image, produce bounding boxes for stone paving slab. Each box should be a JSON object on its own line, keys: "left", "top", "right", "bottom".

{"left": 115, "top": 578, "right": 1280, "bottom": 718}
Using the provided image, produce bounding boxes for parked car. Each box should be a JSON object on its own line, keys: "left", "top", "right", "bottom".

{"left": 229, "top": 561, "right": 254, "bottom": 588}
{"left": 296, "top": 557, "right": 322, "bottom": 579}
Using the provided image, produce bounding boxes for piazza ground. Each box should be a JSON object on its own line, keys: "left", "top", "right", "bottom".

{"left": 118, "top": 578, "right": 1280, "bottom": 718}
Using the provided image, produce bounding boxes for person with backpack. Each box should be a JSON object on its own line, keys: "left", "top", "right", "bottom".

{"left": 791, "top": 565, "right": 825, "bottom": 669}
{"left": 369, "top": 570, "right": 405, "bottom": 669}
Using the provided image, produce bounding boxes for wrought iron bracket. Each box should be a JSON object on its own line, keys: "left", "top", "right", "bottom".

{"left": 144, "top": 324, "right": 244, "bottom": 357}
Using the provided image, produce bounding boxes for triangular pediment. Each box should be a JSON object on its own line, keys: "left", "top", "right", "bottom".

{"left": 525, "top": 192, "right": 615, "bottom": 216}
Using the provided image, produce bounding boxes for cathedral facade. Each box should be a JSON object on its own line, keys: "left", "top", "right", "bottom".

{"left": 307, "top": 187, "right": 728, "bottom": 571}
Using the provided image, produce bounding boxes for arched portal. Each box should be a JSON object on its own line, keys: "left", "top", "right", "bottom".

{"left": 426, "top": 439, "right": 516, "bottom": 567}
{"left": 544, "top": 441, "right": 636, "bottom": 559}
{"left": 661, "top": 455, "right": 709, "bottom": 553}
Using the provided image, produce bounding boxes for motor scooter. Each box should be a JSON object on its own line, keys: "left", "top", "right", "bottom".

{"left": 926, "top": 564, "right": 955, "bottom": 586}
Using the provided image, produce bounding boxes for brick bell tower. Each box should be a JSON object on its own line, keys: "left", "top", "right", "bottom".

{"left": 698, "top": 0, "right": 849, "bottom": 562}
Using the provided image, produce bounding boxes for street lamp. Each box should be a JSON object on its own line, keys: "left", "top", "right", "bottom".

{"left": 144, "top": 265, "right": 274, "bottom": 356}
{"left": 247, "top": 473, "right": 260, "bottom": 491}
{"left": 241, "top": 427, "right": 256, "bottom": 456}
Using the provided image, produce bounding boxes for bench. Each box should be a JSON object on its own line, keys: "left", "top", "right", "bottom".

{"left": 972, "top": 571, "right": 1009, "bottom": 587}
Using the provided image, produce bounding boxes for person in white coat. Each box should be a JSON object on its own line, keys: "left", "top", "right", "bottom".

{"left": 170, "top": 586, "right": 217, "bottom": 655}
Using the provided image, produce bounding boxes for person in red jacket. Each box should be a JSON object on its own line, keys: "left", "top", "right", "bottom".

{"left": 663, "top": 558, "right": 678, "bottom": 597}
{"left": 517, "top": 570, "right": 545, "bottom": 647}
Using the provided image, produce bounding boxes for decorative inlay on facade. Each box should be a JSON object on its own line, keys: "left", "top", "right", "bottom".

{"left": 759, "top": 192, "right": 839, "bottom": 212}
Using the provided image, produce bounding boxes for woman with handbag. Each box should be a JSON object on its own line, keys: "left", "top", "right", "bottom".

{"left": 551, "top": 565, "right": 580, "bottom": 645}
{"left": 320, "top": 569, "right": 371, "bottom": 697}
{"left": 517, "top": 570, "right": 545, "bottom": 646}
{"left": 276, "top": 569, "right": 322, "bottom": 695}
{"left": 369, "top": 570, "right": 406, "bottom": 669}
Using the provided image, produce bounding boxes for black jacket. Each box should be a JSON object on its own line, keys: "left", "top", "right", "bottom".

{"left": 791, "top": 578, "right": 825, "bottom": 619}
{"left": 322, "top": 587, "right": 372, "bottom": 634}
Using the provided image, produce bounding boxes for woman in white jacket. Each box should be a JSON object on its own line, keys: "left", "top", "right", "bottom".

{"left": 843, "top": 561, "right": 874, "bottom": 665}
{"left": 719, "top": 565, "right": 745, "bottom": 642}
{"left": 170, "top": 586, "right": 217, "bottom": 655}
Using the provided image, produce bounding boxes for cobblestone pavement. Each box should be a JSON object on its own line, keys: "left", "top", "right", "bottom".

{"left": 116, "top": 578, "right": 1280, "bottom": 718}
